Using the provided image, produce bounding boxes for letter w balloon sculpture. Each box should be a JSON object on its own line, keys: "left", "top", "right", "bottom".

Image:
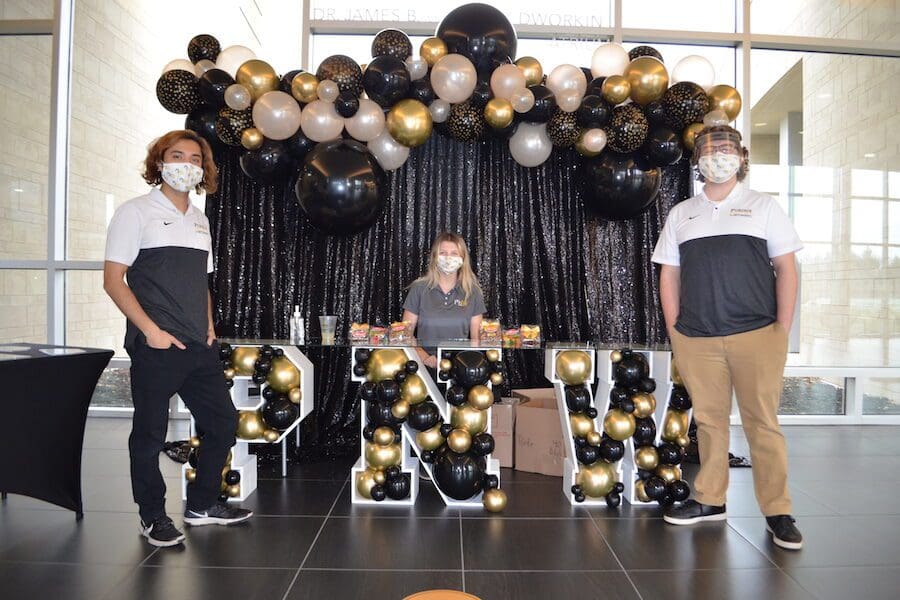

{"left": 160, "top": 4, "right": 742, "bottom": 233}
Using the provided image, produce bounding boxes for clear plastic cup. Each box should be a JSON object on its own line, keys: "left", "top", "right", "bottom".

{"left": 319, "top": 315, "right": 337, "bottom": 345}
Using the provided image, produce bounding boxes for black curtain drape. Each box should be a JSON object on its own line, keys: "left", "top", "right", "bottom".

{"left": 207, "top": 134, "right": 691, "bottom": 455}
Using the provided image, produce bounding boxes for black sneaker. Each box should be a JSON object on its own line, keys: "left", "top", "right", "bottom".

{"left": 766, "top": 515, "right": 803, "bottom": 550}
{"left": 184, "top": 502, "right": 253, "bottom": 526}
{"left": 663, "top": 499, "right": 727, "bottom": 525}
{"left": 140, "top": 516, "right": 185, "bottom": 547}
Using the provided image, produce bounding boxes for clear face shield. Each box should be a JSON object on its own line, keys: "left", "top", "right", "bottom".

{"left": 692, "top": 129, "right": 743, "bottom": 183}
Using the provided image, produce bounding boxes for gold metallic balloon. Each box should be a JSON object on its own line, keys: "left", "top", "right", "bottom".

{"left": 223, "top": 367, "right": 236, "bottom": 380}
{"left": 365, "top": 441, "right": 402, "bottom": 468}
{"left": 570, "top": 413, "right": 596, "bottom": 438}
{"left": 485, "top": 349, "right": 500, "bottom": 363}
{"left": 226, "top": 483, "right": 241, "bottom": 498}
{"left": 391, "top": 399, "right": 411, "bottom": 420}
{"left": 401, "top": 373, "right": 428, "bottom": 405}
{"left": 467, "top": 384, "right": 494, "bottom": 411}
{"left": 291, "top": 72, "right": 319, "bottom": 103}
{"left": 420, "top": 37, "right": 448, "bottom": 66}
{"left": 676, "top": 435, "right": 691, "bottom": 447}
{"left": 634, "top": 446, "right": 660, "bottom": 471}
{"left": 603, "top": 408, "right": 636, "bottom": 441}
{"left": 601, "top": 75, "right": 631, "bottom": 105}
{"left": 240, "top": 127, "right": 264, "bottom": 150}
{"left": 576, "top": 462, "right": 617, "bottom": 498}
{"left": 586, "top": 431, "right": 603, "bottom": 447}
{"left": 185, "top": 468, "right": 197, "bottom": 482}
{"left": 267, "top": 356, "right": 301, "bottom": 393}
{"left": 366, "top": 349, "right": 408, "bottom": 382}
{"left": 609, "top": 350, "right": 623, "bottom": 363}
{"left": 288, "top": 387, "right": 302, "bottom": 405}
{"left": 515, "top": 56, "right": 543, "bottom": 87}
{"left": 235, "top": 59, "right": 279, "bottom": 101}
{"left": 356, "top": 468, "right": 378, "bottom": 499}
{"left": 482, "top": 488, "right": 508, "bottom": 512}
{"left": 231, "top": 346, "right": 260, "bottom": 376}
{"left": 263, "top": 429, "right": 280, "bottom": 442}
{"left": 632, "top": 393, "right": 657, "bottom": 419}
{"left": 373, "top": 426, "right": 395, "bottom": 446}
{"left": 484, "top": 98, "right": 514, "bottom": 129}
{"left": 373, "top": 469, "right": 387, "bottom": 485}
{"left": 439, "top": 358, "right": 452, "bottom": 372}
{"left": 682, "top": 122, "right": 705, "bottom": 152}
{"left": 416, "top": 425, "right": 445, "bottom": 451}
{"left": 661, "top": 409, "right": 690, "bottom": 442}
{"left": 447, "top": 428, "right": 473, "bottom": 453}
{"left": 386, "top": 99, "right": 433, "bottom": 147}
{"left": 555, "top": 350, "right": 592, "bottom": 385}
{"left": 451, "top": 405, "right": 488, "bottom": 435}
{"left": 489, "top": 372, "right": 504, "bottom": 386}
{"left": 707, "top": 84, "right": 742, "bottom": 121}
{"left": 236, "top": 410, "right": 265, "bottom": 439}
{"left": 625, "top": 56, "right": 669, "bottom": 105}
{"left": 634, "top": 478, "right": 651, "bottom": 502}
{"left": 189, "top": 436, "right": 201, "bottom": 448}
{"left": 656, "top": 464, "right": 682, "bottom": 483}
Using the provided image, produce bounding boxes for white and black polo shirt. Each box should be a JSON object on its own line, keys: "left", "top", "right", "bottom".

{"left": 651, "top": 183, "right": 803, "bottom": 337}
{"left": 105, "top": 188, "right": 213, "bottom": 349}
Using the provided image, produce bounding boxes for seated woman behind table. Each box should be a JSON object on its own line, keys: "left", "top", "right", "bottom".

{"left": 402, "top": 232, "right": 486, "bottom": 367}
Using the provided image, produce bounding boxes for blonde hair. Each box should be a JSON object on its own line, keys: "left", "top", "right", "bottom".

{"left": 413, "top": 232, "right": 482, "bottom": 303}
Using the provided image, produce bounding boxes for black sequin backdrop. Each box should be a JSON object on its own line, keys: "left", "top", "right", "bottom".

{"left": 207, "top": 134, "right": 691, "bottom": 455}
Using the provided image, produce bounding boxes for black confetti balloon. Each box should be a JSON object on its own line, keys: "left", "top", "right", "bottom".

{"left": 629, "top": 45, "right": 664, "bottom": 62}
{"left": 187, "top": 34, "right": 221, "bottom": 64}
{"left": 662, "top": 82, "right": 709, "bottom": 131}
{"left": 316, "top": 55, "right": 363, "bottom": 97}
{"left": 546, "top": 109, "right": 580, "bottom": 148}
{"left": 447, "top": 102, "right": 484, "bottom": 142}
{"left": 156, "top": 70, "right": 200, "bottom": 114}
{"left": 215, "top": 107, "right": 253, "bottom": 146}
{"left": 372, "top": 29, "right": 413, "bottom": 61}
{"left": 607, "top": 105, "right": 649, "bottom": 153}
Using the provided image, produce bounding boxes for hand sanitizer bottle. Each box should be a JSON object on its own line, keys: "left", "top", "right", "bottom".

{"left": 289, "top": 305, "right": 305, "bottom": 345}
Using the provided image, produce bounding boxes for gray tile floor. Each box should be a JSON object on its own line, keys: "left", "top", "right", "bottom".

{"left": 1, "top": 419, "right": 899, "bottom": 599}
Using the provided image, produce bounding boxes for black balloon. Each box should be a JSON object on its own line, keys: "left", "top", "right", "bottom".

{"left": 362, "top": 424, "right": 375, "bottom": 440}
{"left": 261, "top": 397, "right": 298, "bottom": 430}
{"left": 405, "top": 360, "right": 419, "bottom": 374}
{"left": 632, "top": 418, "right": 657, "bottom": 446}
{"left": 354, "top": 348, "right": 371, "bottom": 363}
{"left": 662, "top": 82, "right": 709, "bottom": 131}
{"left": 658, "top": 492, "right": 675, "bottom": 507}
{"left": 372, "top": 29, "right": 413, "bottom": 61}
{"left": 224, "top": 469, "right": 241, "bottom": 485}
{"left": 619, "top": 397, "right": 636, "bottom": 414}
{"left": 607, "top": 104, "right": 649, "bottom": 153}
{"left": 586, "top": 407, "right": 598, "bottom": 419}
{"left": 451, "top": 351, "right": 490, "bottom": 387}
{"left": 642, "top": 126, "right": 683, "bottom": 167}
{"left": 520, "top": 85, "right": 556, "bottom": 123}
{"left": 239, "top": 140, "right": 293, "bottom": 183}
{"left": 198, "top": 69, "right": 234, "bottom": 109}
{"left": 285, "top": 129, "right": 316, "bottom": 161}
{"left": 598, "top": 438, "right": 625, "bottom": 462}
{"left": 546, "top": 109, "right": 580, "bottom": 148}
{"left": 420, "top": 449, "right": 435, "bottom": 463}
{"left": 573, "top": 436, "right": 588, "bottom": 448}
{"left": 385, "top": 465, "right": 402, "bottom": 479}
{"left": 316, "top": 55, "right": 364, "bottom": 97}
{"left": 407, "top": 401, "right": 441, "bottom": 431}
{"left": 576, "top": 95, "right": 612, "bottom": 129}
{"left": 574, "top": 492, "right": 586, "bottom": 503}
{"left": 629, "top": 45, "right": 664, "bottom": 62}
{"left": 582, "top": 152, "right": 661, "bottom": 221}
{"left": 185, "top": 105, "right": 220, "bottom": 148}
{"left": 483, "top": 474, "right": 499, "bottom": 490}
{"left": 262, "top": 386, "right": 277, "bottom": 402}
{"left": 439, "top": 423, "right": 454, "bottom": 438}
{"left": 644, "top": 476, "right": 667, "bottom": 500}
{"left": 407, "top": 78, "right": 435, "bottom": 105}
{"left": 394, "top": 370, "right": 408, "bottom": 384}
{"left": 609, "top": 386, "right": 629, "bottom": 406}
{"left": 433, "top": 450, "right": 486, "bottom": 500}
{"left": 359, "top": 380, "right": 378, "bottom": 401}
{"left": 295, "top": 139, "right": 387, "bottom": 236}
{"left": 215, "top": 107, "right": 253, "bottom": 146}
{"left": 188, "top": 34, "right": 221, "bottom": 64}
{"left": 614, "top": 481, "right": 625, "bottom": 494}
{"left": 447, "top": 101, "right": 485, "bottom": 142}
{"left": 565, "top": 385, "right": 592, "bottom": 413}
{"left": 643, "top": 100, "right": 668, "bottom": 126}
{"left": 252, "top": 372, "right": 266, "bottom": 384}
{"left": 188, "top": 448, "right": 199, "bottom": 468}
{"left": 576, "top": 445, "right": 600, "bottom": 465}
{"left": 385, "top": 473, "right": 411, "bottom": 500}
{"left": 157, "top": 70, "right": 201, "bottom": 114}
{"left": 670, "top": 479, "right": 691, "bottom": 502}
{"left": 469, "top": 80, "right": 493, "bottom": 109}
{"left": 605, "top": 491, "right": 622, "bottom": 508}
{"left": 280, "top": 69, "right": 304, "bottom": 94}
{"left": 657, "top": 442, "right": 684, "bottom": 465}
{"left": 362, "top": 55, "right": 411, "bottom": 108}
{"left": 436, "top": 3, "right": 517, "bottom": 71}
{"left": 366, "top": 400, "right": 403, "bottom": 428}
{"left": 446, "top": 385, "right": 467, "bottom": 406}
{"left": 639, "top": 378, "right": 657, "bottom": 393}
{"left": 669, "top": 386, "right": 692, "bottom": 410}
{"left": 371, "top": 484, "right": 387, "bottom": 501}
{"left": 471, "top": 432, "right": 495, "bottom": 456}
{"left": 586, "top": 77, "right": 606, "bottom": 97}
{"left": 376, "top": 380, "right": 401, "bottom": 403}
{"left": 335, "top": 92, "right": 360, "bottom": 117}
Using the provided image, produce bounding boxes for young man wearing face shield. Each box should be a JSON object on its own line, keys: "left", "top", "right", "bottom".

{"left": 651, "top": 125, "right": 804, "bottom": 550}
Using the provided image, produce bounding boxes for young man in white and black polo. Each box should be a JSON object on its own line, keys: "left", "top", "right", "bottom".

{"left": 104, "top": 130, "right": 251, "bottom": 547}
{"left": 652, "top": 125, "right": 804, "bottom": 550}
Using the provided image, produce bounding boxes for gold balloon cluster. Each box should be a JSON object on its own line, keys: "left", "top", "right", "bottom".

{"left": 555, "top": 350, "right": 592, "bottom": 386}
{"left": 661, "top": 408, "right": 690, "bottom": 447}
{"left": 577, "top": 461, "right": 618, "bottom": 498}
{"left": 185, "top": 441, "right": 241, "bottom": 497}
{"left": 223, "top": 346, "right": 303, "bottom": 423}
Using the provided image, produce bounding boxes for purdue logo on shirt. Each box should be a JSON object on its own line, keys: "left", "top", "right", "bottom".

{"left": 455, "top": 299, "right": 467, "bottom": 307}
{"left": 193, "top": 221, "right": 210, "bottom": 235}
{"left": 730, "top": 208, "right": 752, "bottom": 217}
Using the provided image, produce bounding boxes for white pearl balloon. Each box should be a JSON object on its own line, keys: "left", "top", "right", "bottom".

{"left": 368, "top": 130, "right": 410, "bottom": 171}
{"left": 671, "top": 55, "right": 716, "bottom": 90}
{"left": 252, "top": 91, "right": 302, "bottom": 140}
{"left": 429, "top": 99, "right": 451, "bottom": 123}
{"left": 430, "top": 54, "right": 477, "bottom": 104}
{"left": 345, "top": 98, "right": 386, "bottom": 142}
{"left": 509, "top": 123, "right": 553, "bottom": 167}
{"left": 546, "top": 64, "right": 587, "bottom": 103}
{"left": 193, "top": 59, "right": 216, "bottom": 77}
{"left": 224, "top": 83, "right": 252, "bottom": 111}
{"left": 405, "top": 56, "right": 428, "bottom": 81}
{"left": 490, "top": 64, "right": 527, "bottom": 101}
{"left": 510, "top": 88, "right": 535, "bottom": 113}
{"left": 215, "top": 45, "right": 256, "bottom": 78}
{"left": 300, "top": 100, "right": 344, "bottom": 142}
{"left": 582, "top": 128, "right": 608, "bottom": 153}
{"left": 163, "top": 59, "right": 196, "bottom": 75}
{"left": 318, "top": 80, "right": 340, "bottom": 103}
{"left": 703, "top": 109, "right": 729, "bottom": 127}
{"left": 556, "top": 91, "right": 583, "bottom": 113}
{"left": 591, "top": 43, "right": 630, "bottom": 78}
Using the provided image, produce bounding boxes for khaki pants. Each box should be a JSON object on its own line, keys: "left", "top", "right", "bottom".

{"left": 670, "top": 322, "right": 792, "bottom": 516}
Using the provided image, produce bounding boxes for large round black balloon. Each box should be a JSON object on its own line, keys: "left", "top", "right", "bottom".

{"left": 280, "top": 69, "right": 304, "bottom": 94}
{"left": 359, "top": 380, "right": 378, "bottom": 402}
{"left": 157, "top": 70, "right": 201, "bottom": 114}
{"left": 372, "top": 29, "right": 413, "bottom": 61}
{"left": 471, "top": 432, "right": 495, "bottom": 456}
{"left": 215, "top": 107, "right": 254, "bottom": 146}
{"left": 644, "top": 476, "right": 668, "bottom": 500}
{"left": 198, "top": 69, "right": 234, "bottom": 109}
{"left": 376, "top": 380, "right": 401, "bottom": 403}
{"left": 188, "top": 34, "right": 221, "bottom": 64}
{"left": 185, "top": 105, "right": 220, "bottom": 148}
{"left": 261, "top": 397, "right": 298, "bottom": 431}
{"left": 451, "top": 350, "right": 491, "bottom": 388}
{"left": 582, "top": 152, "right": 661, "bottom": 221}
{"left": 669, "top": 386, "right": 692, "bottom": 411}
{"left": 447, "top": 101, "right": 485, "bottom": 142}
{"left": 657, "top": 442, "right": 685, "bottom": 465}
{"left": 576, "top": 95, "right": 612, "bottom": 129}
{"left": 239, "top": 140, "right": 293, "bottom": 183}
{"left": 519, "top": 85, "right": 556, "bottom": 123}
{"left": 362, "top": 55, "right": 411, "bottom": 108}
{"left": 316, "top": 55, "right": 363, "bottom": 97}
{"left": 565, "top": 386, "right": 592, "bottom": 413}
{"left": 285, "top": 129, "right": 316, "bottom": 161}
{"left": 662, "top": 81, "right": 709, "bottom": 131}
{"left": 407, "top": 78, "right": 435, "bottom": 106}
{"left": 407, "top": 401, "right": 441, "bottom": 431}
{"left": 609, "top": 386, "right": 629, "bottom": 407}
{"left": 615, "top": 355, "right": 647, "bottom": 386}
{"left": 295, "top": 139, "right": 387, "bottom": 236}
{"left": 335, "top": 92, "right": 360, "bottom": 117}
{"left": 576, "top": 445, "right": 600, "bottom": 465}
{"left": 632, "top": 418, "right": 657, "bottom": 446}
{"left": 384, "top": 473, "right": 411, "bottom": 500}
{"left": 598, "top": 438, "right": 625, "bottom": 462}
{"left": 446, "top": 385, "right": 467, "bottom": 406}
{"left": 366, "top": 400, "right": 403, "bottom": 428}
{"left": 436, "top": 3, "right": 517, "bottom": 71}
{"left": 432, "top": 450, "right": 486, "bottom": 500}
{"left": 641, "top": 126, "right": 683, "bottom": 167}
{"left": 669, "top": 479, "right": 691, "bottom": 502}
{"left": 607, "top": 104, "right": 649, "bottom": 153}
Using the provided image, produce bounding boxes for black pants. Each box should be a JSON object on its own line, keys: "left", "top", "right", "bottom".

{"left": 127, "top": 339, "right": 237, "bottom": 522}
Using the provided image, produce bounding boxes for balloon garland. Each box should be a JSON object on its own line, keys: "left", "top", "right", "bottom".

{"left": 159, "top": 4, "right": 741, "bottom": 233}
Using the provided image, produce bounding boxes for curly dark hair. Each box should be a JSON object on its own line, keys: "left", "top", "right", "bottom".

{"left": 142, "top": 130, "right": 218, "bottom": 194}
{"left": 691, "top": 125, "right": 750, "bottom": 183}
